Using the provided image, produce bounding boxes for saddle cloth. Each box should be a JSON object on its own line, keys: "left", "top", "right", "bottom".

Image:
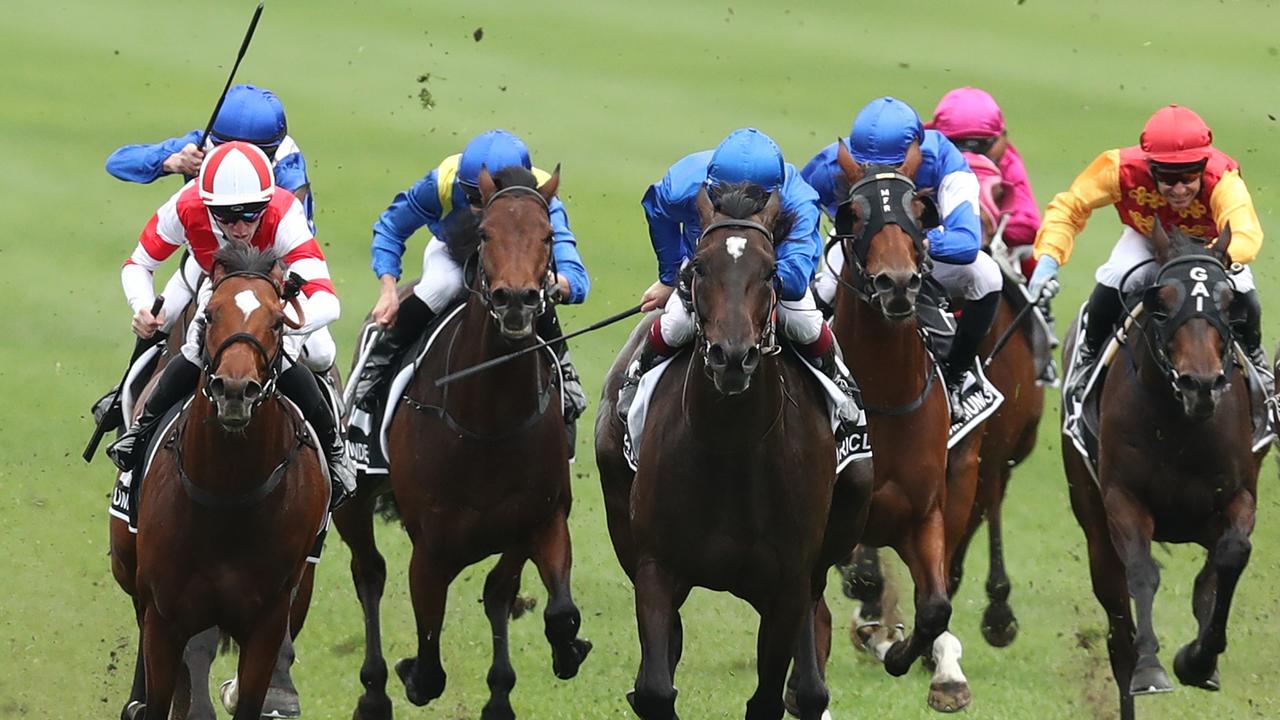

{"left": 915, "top": 286, "right": 1005, "bottom": 448}
{"left": 622, "top": 347, "right": 872, "bottom": 473}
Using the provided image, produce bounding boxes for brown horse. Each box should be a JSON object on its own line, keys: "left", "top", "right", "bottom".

{"left": 334, "top": 165, "right": 591, "bottom": 720}
{"left": 1062, "top": 223, "right": 1264, "bottom": 720}
{"left": 595, "top": 183, "right": 873, "bottom": 720}
{"left": 825, "top": 142, "right": 981, "bottom": 712}
{"left": 109, "top": 244, "right": 330, "bottom": 720}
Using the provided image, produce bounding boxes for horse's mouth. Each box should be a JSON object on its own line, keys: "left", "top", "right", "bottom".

{"left": 215, "top": 403, "right": 253, "bottom": 431}
{"left": 873, "top": 293, "right": 918, "bottom": 322}
{"left": 710, "top": 368, "right": 753, "bottom": 396}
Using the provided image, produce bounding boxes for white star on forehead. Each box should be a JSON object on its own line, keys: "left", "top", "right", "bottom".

{"left": 234, "top": 289, "right": 262, "bottom": 322}
{"left": 726, "top": 236, "right": 748, "bottom": 261}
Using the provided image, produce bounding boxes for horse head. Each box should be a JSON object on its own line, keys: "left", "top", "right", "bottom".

{"left": 833, "top": 140, "right": 929, "bottom": 321}
{"left": 202, "top": 244, "right": 301, "bottom": 430}
{"left": 1142, "top": 221, "right": 1236, "bottom": 421}
{"left": 688, "top": 181, "right": 786, "bottom": 395}
{"left": 459, "top": 164, "right": 560, "bottom": 341}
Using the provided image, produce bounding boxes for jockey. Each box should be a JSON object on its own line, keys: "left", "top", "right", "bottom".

{"left": 617, "top": 127, "right": 859, "bottom": 419}
{"left": 106, "top": 142, "right": 355, "bottom": 507}
{"left": 1028, "top": 104, "right": 1268, "bottom": 400}
{"left": 349, "top": 129, "right": 590, "bottom": 445}
{"left": 927, "top": 87, "right": 1043, "bottom": 279}
{"left": 803, "top": 97, "right": 1003, "bottom": 419}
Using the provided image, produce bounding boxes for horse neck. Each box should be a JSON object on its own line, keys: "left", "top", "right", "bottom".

{"left": 182, "top": 383, "right": 293, "bottom": 489}
{"left": 834, "top": 290, "right": 929, "bottom": 405}
{"left": 683, "top": 351, "right": 785, "bottom": 446}
{"left": 442, "top": 299, "right": 549, "bottom": 428}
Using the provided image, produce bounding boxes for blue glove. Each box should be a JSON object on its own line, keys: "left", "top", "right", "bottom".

{"left": 1028, "top": 255, "right": 1060, "bottom": 300}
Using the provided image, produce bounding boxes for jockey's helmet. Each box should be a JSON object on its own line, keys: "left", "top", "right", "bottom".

{"left": 928, "top": 87, "right": 1005, "bottom": 139}
{"left": 849, "top": 96, "right": 924, "bottom": 166}
{"left": 198, "top": 141, "right": 275, "bottom": 214}
{"left": 458, "top": 129, "right": 532, "bottom": 188}
{"left": 209, "top": 85, "right": 288, "bottom": 153}
{"left": 1141, "top": 104, "right": 1213, "bottom": 166}
{"left": 706, "top": 128, "right": 785, "bottom": 192}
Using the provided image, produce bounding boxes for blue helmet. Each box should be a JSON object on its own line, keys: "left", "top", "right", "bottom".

{"left": 458, "top": 129, "right": 531, "bottom": 187}
{"left": 849, "top": 96, "right": 924, "bottom": 166}
{"left": 210, "top": 84, "right": 288, "bottom": 147}
{"left": 706, "top": 128, "right": 785, "bottom": 192}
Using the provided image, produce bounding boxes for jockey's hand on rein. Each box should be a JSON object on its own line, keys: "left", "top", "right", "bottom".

{"left": 132, "top": 306, "right": 165, "bottom": 339}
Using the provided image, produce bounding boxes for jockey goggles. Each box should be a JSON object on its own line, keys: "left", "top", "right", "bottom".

{"left": 951, "top": 136, "right": 998, "bottom": 155}
{"left": 208, "top": 202, "right": 268, "bottom": 224}
{"left": 1149, "top": 160, "right": 1205, "bottom": 188}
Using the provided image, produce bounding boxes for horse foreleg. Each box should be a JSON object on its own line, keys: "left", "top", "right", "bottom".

{"left": 531, "top": 510, "right": 592, "bottom": 680}
{"left": 334, "top": 488, "right": 392, "bottom": 720}
{"left": 397, "top": 540, "right": 458, "bottom": 707}
{"left": 780, "top": 597, "right": 832, "bottom": 720}
{"left": 630, "top": 558, "right": 680, "bottom": 720}
{"left": 140, "top": 605, "right": 184, "bottom": 720}
{"left": 842, "top": 545, "right": 884, "bottom": 623}
{"left": 1082, "top": 513, "right": 1139, "bottom": 720}
{"left": 480, "top": 551, "right": 525, "bottom": 720}
{"left": 229, "top": 599, "right": 291, "bottom": 720}
{"left": 980, "top": 474, "right": 1018, "bottom": 648}
{"left": 178, "top": 628, "right": 218, "bottom": 720}
{"left": 1102, "top": 488, "right": 1171, "bottom": 695}
{"left": 1174, "top": 490, "right": 1256, "bottom": 691}
{"left": 120, "top": 623, "right": 147, "bottom": 720}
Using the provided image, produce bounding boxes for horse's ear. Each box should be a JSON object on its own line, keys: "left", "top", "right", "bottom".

{"left": 899, "top": 142, "right": 923, "bottom": 181}
{"left": 538, "top": 164, "right": 561, "bottom": 205}
{"left": 836, "top": 140, "right": 863, "bottom": 184}
{"left": 1214, "top": 222, "right": 1233, "bottom": 264}
{"left": 695, "top": 185, "right": 715, "bottom": 228}
{"left": 755, "top": 190, "right": 782, "bottom": 232}
{"left": 210, "top": 260, "right": 227, "bottom": 285}
{"left": 478, "top": 165, "right": 497, "bottom": 205}
{"left": 1150, "top": 218, "right": 1171, "bottom": 261}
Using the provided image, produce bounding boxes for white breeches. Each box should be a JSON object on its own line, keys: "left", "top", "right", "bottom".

{"left": 816, "top": 234, "right": 1002, "bottom": 302}
{"left": 180, "top": 282, "right": 335, "bottom": 372}
{"left": 1096, "top": 226, "right": 1255, "bottom": 293}
{"left": 412, "top": 237, "right": 466, "bottom": 313}
{"left": 658, "top": 286, "right": 825, "bottom": 348}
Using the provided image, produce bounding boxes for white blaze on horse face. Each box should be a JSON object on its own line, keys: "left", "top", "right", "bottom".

{"left": 234, "top": 289, "right": 263, "bottom": 322}
{"left": 726, "top": 236, "right": 748, "bottom": 262}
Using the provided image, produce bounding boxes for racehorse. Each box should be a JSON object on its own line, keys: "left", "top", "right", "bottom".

{"left": 825, "top": 142, "right": 980, "bottom": 712}
{"left": 109, "top": 244, "right": 330, "bottom": 720}
{"left": 595, "top": 182, "right": 874, "bottom": 720}
{"left": 1062, "top": 222, "right": 1264, "bottom": 720}
{"left": 334, "top": 165, "right": 592, "bottom": 720}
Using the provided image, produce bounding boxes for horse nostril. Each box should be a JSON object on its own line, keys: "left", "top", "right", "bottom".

{"left": 742, "top": 346, "right": 761, "bottom": 372}
{"left": 520, "top": 288, "right": 541, "bottom": 307}
{"left": 707, "top": 343, "right": 727, "bottom": 368}
{"left": 208, "top": 377, "right": 225, "bottom": 398}
{"left": 1212, "top": 374, "right": 1229, "bottom": 392}
{"left": 491, "top": 287, "right": 512, "bottom": 307}
{"left": 1176, "top": 375, "right": 1198, "bottom": 393}
{"left": 243, "top": 380, "right": 262, "bottom": 401}
{"left": 907, "top": 273, "right": 922, "bottom": 291}
{"left": 873, "top": 273, "right": 894, "bottom": 294}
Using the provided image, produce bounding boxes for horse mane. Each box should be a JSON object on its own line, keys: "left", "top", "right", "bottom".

{"left": 442, "top": 165, "right": 541, "bottom": 265}
{"left": 1161, "top": 224, "right": 1215, "bottom": 262}
{"left": 709, "top": 181, "right": 796, "bottom": 247}
{"left": 212, "top": 242, "right": 280, "bottom": 276}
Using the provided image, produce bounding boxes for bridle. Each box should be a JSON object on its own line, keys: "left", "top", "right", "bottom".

{"left": 824, "top": 170, "right": 930, "bottom": 303}
{"left": 466, "top": 185, "right": 558, "bottom": 323}
{"left": 199, "top": 270, "right": 301, "bottom": 413}
{"left": 688, "top": 218, "right": 781, "bottom": 364}
{"left": 1137, "top": 253, "right": 1236, "bottom": 395}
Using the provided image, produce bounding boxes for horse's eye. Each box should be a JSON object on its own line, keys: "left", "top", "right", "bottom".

{"left": 692, "top": 260, "right": 706, "bottom": 277}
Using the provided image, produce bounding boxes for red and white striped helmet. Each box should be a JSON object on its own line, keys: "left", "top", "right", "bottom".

{"left": 198, "top": 141, "right": 274, "bottom": 209}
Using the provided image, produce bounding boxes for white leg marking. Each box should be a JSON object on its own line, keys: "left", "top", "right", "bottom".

{"left": 931, "top": 632, "right": 967, "bottom": 685}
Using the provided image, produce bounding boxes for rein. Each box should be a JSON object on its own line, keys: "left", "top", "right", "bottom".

{"left": 465, "top": 185, "right": 557, "bottom": 323}
{"left": 199, "top": 270, "right": 297, "bottom": 411}
{"left": 689, "top": 218, "right": 781, "bottom": 361}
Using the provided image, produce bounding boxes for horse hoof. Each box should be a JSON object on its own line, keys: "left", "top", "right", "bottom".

{"left": 980, "top": 603, "right": 1019, "bottom": 648}
{"left": 481, "top": 698, "right": 516, "bottom": 720}
{"left": 883, "top": 641, "right": 915, "bottom": 678}
{"left": 353, "top": 692, "right": 393, "bottom": 720}
{"left": 783, "top": 687, "right": 799, "bottom": 717}
{"left": 928, "top": 680, "right": 971, "bottom": 713}
{"left": 262, "top": 686, "right": 302, "bottom": 718}
{"left": 396, "top": 657, "right": 445, "bottom": 706}
{"left": 509, "top": 594, "right": 538, "bottom": 620}
{"left": 219, "top": 678, "right": 238, "bottom": 714}
{"left": 1173, "top": 643, "right": 1221, "bottom": 691}
{"left": 552, "top": 637, "right": 593, "bottom": 679}
{"left": 123, "top": 700, "right": 146, "bottom": 720}
{"left": 1129, "top": 659, "right": 1174, "bottom": 695}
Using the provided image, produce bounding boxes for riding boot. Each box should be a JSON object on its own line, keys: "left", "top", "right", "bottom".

{"left": 350, "top": 293, "right": 435, "bottom": 413}
{"left": 279, "top": 363, "right": 356, "bottom": 510}
{"left": 536, "top": 308, "right": 587, "bottom": 459}
{"left": 944, "top": 291, "right": 999, "bottom": 421}
{"left": 1067, "top": 283, "right": 1126, "bottom": 403}
{"left": 1230, "top": 289, "right": 1272, "bottom": 394}
{"left": 107, "top": 356, "right": 201, "bottom": 473}
{"left": 810, "top": 344, "right": 863, "bottom": 422}
{"left": 616, "top": 331, "right": 670, "bottom": 424}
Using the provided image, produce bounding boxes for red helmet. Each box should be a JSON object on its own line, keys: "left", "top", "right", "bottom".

{"left": 198, "top": 141, "right": 274, "bottom": 209}
{"left": 1140, "top": 105, "right": 1213, "bottom": 165}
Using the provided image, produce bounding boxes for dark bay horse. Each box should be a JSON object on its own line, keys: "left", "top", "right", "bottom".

{"left": 1063, "top": 223, "right": 1265, "bottom": 720}
{"left": 334, "top": 165, "right": 591, "bottom": 720}
{"left": 825, "top": 142, "right": 981, "bottom": 712}
{"left": 109, "top": 245, "right": 330, "bottom": 720}
{"left": 595, "top": 183, "right": 874, "bottom": 720}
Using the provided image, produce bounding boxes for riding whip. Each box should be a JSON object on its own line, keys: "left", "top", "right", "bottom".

{"left": 435, "top": 303, "right": 645, "bottom": 387}
{"left": 982, "top": 286, "right": 1049, "bottom": 369}
{"left": 196, "top": 2, "right": 266, "bottom": 149}
{"left": 82, "top": 296, "right": 167, "bottom": 462}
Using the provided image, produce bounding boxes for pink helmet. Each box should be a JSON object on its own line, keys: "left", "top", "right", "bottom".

{"left": 928, "top": 87, "right": 1006, "bottom": 139}
{"left": 198, "top": 141, "right": 274, "bottom": 209}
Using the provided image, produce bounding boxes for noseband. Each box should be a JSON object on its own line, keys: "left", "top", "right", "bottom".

{"left": 825, "top": 170, "right": 929, "bottom": 301}
{"left": 469, "top": 185, "right": 558, "bottom": 322}
{"left": 688, "top": 218, "right": 780, "bottom": 361}
{"left": 1141, "top": 254, "right": 1236, "bottom": 392}
{"left": 200, "top": 270, "right": 290, "bottom": 411}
